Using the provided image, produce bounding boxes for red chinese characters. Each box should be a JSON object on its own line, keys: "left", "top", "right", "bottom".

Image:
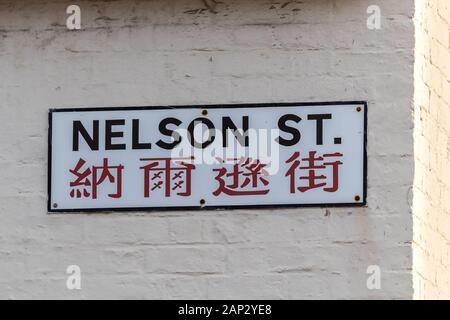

{"left": 213, "top": 157, "right": 270, "bottom": 196}
{"left": 285, "top": 151, "right": 343, "bottom": 193}
{"left": 140, "top": 157, "right": 195, "bottom": 197}
{"left": 68, "top": 151, "right": 345, "bottom": 203}
{"left": 69, "top": 158, "right": 124, "bottom": 199}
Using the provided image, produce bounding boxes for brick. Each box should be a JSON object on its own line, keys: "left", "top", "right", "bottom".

{"left": 144, "top": 246, "right": 226, "bottom": 274}
{"left": 0, "top": 0, "right": 415, "bottom": 299}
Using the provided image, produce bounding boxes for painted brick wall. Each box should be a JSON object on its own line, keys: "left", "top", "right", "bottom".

{"left": 0, "top": 0, "right": 414, "bottom": 299}
{"left": 413, "top": 0, "right": 450, "bottom": 299}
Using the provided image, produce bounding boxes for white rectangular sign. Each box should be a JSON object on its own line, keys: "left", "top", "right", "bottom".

{"left": 48, "top": 102, "right": 366, "bottom": 212}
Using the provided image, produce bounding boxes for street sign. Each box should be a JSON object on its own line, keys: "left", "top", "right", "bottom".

{"left": 48, "top": 102, "right": 366, "bottom": 212}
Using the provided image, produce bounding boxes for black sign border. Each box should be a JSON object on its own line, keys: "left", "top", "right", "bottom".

{"left": 48, "top": 101, "right": 368, "bottom": 213}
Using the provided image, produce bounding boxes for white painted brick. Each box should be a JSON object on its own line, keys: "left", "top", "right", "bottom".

{"left": 144, "top": 246, "right": 226, "bottom": 274}
{"left": 206, "top": 275, "right": 287, "bottom": 299}
{"left": 168, "top": 217, "right": 204, "bottom": 244}
{"left": 0, "top": 0, "right": 415, "bottom": 299}
{"left": 165, "top": 276, "right": 209, "bottom": 299}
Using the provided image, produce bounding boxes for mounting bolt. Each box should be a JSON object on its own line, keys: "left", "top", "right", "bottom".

{"left": 356, "top": 106, "right": 362, "bottom": 112}
{"left": 354, "top": 195, "right": 361, "bottom": 202}
{"left": 53, "top": 203, "right": 58, "bottom": 208}
{"left": 200, "top": 199, "right": 206, "bottom": 206}
{"left": 202, "top": 109, "right": 208, "bottom": 116}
